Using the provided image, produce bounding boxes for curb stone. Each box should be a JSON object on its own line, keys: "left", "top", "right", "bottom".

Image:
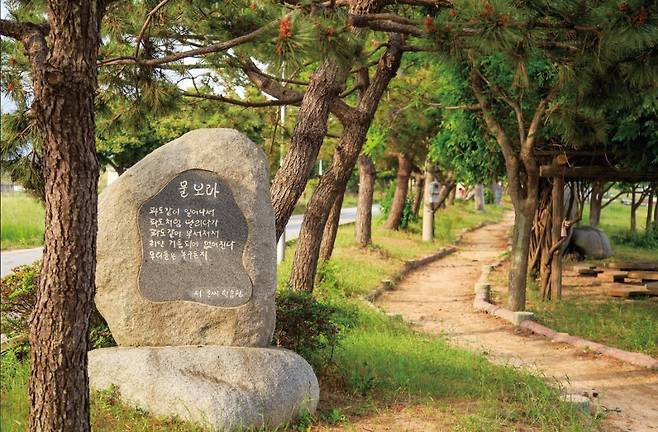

{"left": 473, "top": 257, "right": 658, "bottom": 370}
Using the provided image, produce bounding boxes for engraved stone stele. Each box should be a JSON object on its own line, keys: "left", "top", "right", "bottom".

{"left": 95, "top": 129, "right": 276, "bottom": 347}
{"left": 93, "top": 129, "right": 319, "bottom": 430}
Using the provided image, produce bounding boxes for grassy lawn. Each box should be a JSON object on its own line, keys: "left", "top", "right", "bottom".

{"left": 1, "top": 201, "right": 598, "bottom": 431}
{"left": 1, "top": 194, "right": 45, "bottom": 250}
{"left": 522, "top": 200, "right": 658, "bottom": 358}
{"left": 528, "top": 290, "right": 658, "bottom": 357}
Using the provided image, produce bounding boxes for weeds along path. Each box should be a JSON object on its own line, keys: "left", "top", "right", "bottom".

{"left": 377, "top": 212, "right": 658, "bottom": 432}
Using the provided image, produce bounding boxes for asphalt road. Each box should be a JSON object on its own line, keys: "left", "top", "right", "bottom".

{"left": 0, "top": 205, "right": 380, "bottom": 277}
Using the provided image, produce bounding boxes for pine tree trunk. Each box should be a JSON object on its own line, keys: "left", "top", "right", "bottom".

{"left": 654, "top": 187, "right": 658, "bottom": 229}
{"left": 22, "top": 2, "right": 102, "bottom": 430}
{"left": 631, "top": 188, "right": 637, "bottom": 232}
{"left": 646, "top": 189, "right": 654, "bottom": 233}
{"left": 289, "top": 121, "right": 368, "bottom": 291}
{"left": 474, "top": 183, "right": 485, "bottom": 212}
{"left": 319, "top": 189, "right": 345, "bottom": 260}
{"left": 289, "top": 36, "right": 403, "bottom": 292}
{"left": 270, "top": 60, "right": 345, "bottom": 240}
{"left": 509, "top": 208, "right": 533, "bottom": 311}
{"left": 422, "top": 170, "right": 436, "bottom": 242}
{"left": 550, "top": 176, "right": 565, "bottom": 301}
{"left": 355, "top": 154, "right": 375, "bottom": 246}
{"left": 385, "top": 153, "right": 412, "bottom": 230}
{"left": 589, "top": 181, "right": 604, "bottom": 227}
{"left": 448, "top": 187, "right": 456, "bottom": 205}
{"left": 411, "top": 173, "right": 424, "bottom": 217}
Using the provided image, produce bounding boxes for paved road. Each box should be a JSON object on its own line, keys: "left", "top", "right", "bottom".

{"left": 0, "top": 205, "right": 380, "bottom": 277}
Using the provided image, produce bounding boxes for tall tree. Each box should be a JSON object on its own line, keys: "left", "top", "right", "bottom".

{"left": 289, "top": 33, "right": 405, "bottom": 291}
{"left": 1, "top": 0, "right": 111, "bottom": 429}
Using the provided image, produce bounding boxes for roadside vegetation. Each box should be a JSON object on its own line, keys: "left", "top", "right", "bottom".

{"left": 0, "top": 194, "right": 44, "bottom": 251}
{"left": 1, "top": 201, "right": 599, "bottom": 431}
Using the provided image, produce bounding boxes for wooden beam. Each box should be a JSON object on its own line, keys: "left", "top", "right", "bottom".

{"left": 539, "top": 165, "right": 658, "bottom": 182}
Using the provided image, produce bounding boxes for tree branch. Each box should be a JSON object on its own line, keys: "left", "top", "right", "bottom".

{"left": 134, "top": 0, "right": 171, "bottom": 58}
{"left": 99, "top": 20, "right": 275, "bottom": 67}
{"left": 428, "top": 102, "right": 482, "bottom": 110}
{"left": 241, "top": 58, "right": 355, "bottom": 122}
{"left": 181, "top": 90, "right": 302, "bottom": 107}
{"left": 0, "top": 19, "right": 48, "bottom": 40}
{"left": 348, "top": 14, "right": 424, "bottom": 36}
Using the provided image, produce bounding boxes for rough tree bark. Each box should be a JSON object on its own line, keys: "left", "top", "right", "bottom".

{"left": 549, "top": 175, "right": 565, "bottom": 301}
{"left": 528, "top": 179, "right": 551, "bottom": 277}
{"left": 447, "top": 187, "right": 456, "bottom": 205}
{"left": 646, "top": 187, "right": 654, "bottom": 233}
{"left": 264, "top": 61, "right": 346, "bottom": 240}
{"left": 654, "top": 186, "right": 658, "bottom": 230}
{"left": 630, "top": 186, "right": 649, "bottom": 232}
{"left": 589, "top": 180, "right": 604, "bottom": 227}
{"left": 355, "top": 154, "right": 376, "bottom": 246}
{"left": 473, "top": 183, "right": 485, "bottom": 212}
{"left": 411, "top": 171, "right": 424, "bottom": 217}
{"left": 289, "top": 35, "right": 404, "bottom": 292}
{"left": 385, "top": 153, "right": 413, "bottom": 230}
{"left": 1, "top": 2, "right": 105, "bottom": 430}
{"left": 319, "top": 188, "right": 346, "bottom": 260}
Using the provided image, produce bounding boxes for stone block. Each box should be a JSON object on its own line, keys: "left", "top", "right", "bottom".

{"left": 88, "top": 346, "right": 319, "bottom": 431}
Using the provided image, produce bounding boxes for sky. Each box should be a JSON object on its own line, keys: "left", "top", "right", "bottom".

{"left": 1, "top": 1, "right": 17, "bottom": 113}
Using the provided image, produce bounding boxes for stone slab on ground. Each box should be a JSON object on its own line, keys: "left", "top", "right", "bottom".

{"left": 95, "top": 129, "right": 276, "bottom": 347}
{"left": 626, "top": 271, "right": 658, "bottom": 282}
{"left": 88, "top": 346, "right": 319, "bottom": 431}
{"left": 596, "top": 270, "right": 628, "bottom": 283}
{"left": 606, "top": 285, "right": 656, "bottom": 299}
{"left": 605, "top": 261, "right": 658, "bottom": 271}
{"left": 646, "top": 281, "right": 658, "bottom": 294}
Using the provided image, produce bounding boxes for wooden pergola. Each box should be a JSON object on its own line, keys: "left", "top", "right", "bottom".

{"left": 530, "top": 149, "right": 657, "bottom": 301}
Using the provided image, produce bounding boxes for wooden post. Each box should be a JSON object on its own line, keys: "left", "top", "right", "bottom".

{"left": 422, "top": 169, "right": 436, "bottom": 242}
{"left": 550, "top": 175, "right": 565, "bottom": 301}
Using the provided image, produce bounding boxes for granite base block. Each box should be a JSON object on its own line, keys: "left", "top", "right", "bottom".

{"left": 88, "top": 346, "right": 319, "bottom": 431}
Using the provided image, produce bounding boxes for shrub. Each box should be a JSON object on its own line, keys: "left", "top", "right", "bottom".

{"left": 0, "top": 262, "right": 115, "bottom": 356}
{"left": 274, "top": 290, "right": 345, "bottom": 368}
{"left": 611, "top": 227, "right": 658, "bottom": 249}
{"left": 379, "top": 182, "right": 417, "bottom": 229}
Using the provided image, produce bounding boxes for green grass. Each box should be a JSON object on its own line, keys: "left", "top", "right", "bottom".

{"left": 1, "top": 201, "right": 598, "bottom": 431}
{"left": 527, "top": 287, "right": 658, "bottom": 357}
{"left": 1, "top": 194, "right": 45, "bottom": 250}
{"left": 332, "top": 312, "right": 594, "bottom": 431}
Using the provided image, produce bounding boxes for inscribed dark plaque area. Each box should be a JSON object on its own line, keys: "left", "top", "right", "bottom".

{"left": 137, "top": 169, "right": 253, "bottom": 307}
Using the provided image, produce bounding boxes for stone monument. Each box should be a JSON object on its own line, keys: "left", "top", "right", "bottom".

{"left": 89, "top": 129, "right": 319, "bottom": 430}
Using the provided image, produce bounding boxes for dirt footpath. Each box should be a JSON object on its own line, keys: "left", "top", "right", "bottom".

{"left": 378, "top": 213, "right": 658, "bottom": 432}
